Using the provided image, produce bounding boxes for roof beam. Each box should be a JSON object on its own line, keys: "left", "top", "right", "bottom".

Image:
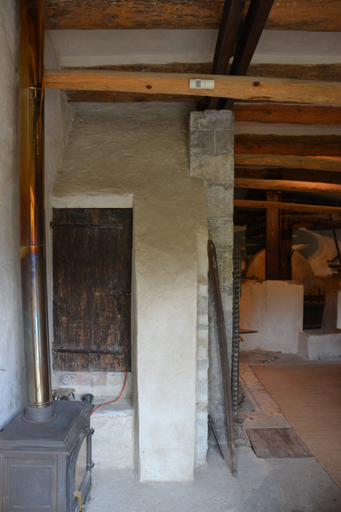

{"left": 234, "top": 178, "right": 341, "bottom": 195}
{"left": 44, "top": 70, "right": 341, "bottom": 106}
{"left": 45, "top": 0, "right": 341, "bottom": 31}
{"left": 234, "top": 136, "right": 341, "bottom": 157}
{"left": 208, "top": 0, "right": 246, "bottom": 109}
{"left": 234, "top": 200, "right": 341, "bottom": 215}
{"left": 233, "top": 103, "right": 341, "bottom": 125}
{"left": 234, "top": 155, "right": 341, "bottom": 172}
{"left": 221, "top": 0, "right": 275, "bottom": 110}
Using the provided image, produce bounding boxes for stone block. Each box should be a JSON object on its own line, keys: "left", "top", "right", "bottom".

{"left": 78, "top": 372, "right": 107, "bottom": 387}
{"left": 190, "top": 129, "right": 215, "bottom": 156}
{"left": 215, "top": 129, "right": 234, "bottom": 155}
{"left": 190, "top": 110, "right": 234, "bottom": 131}
{"left": 197, "top": 332, "right": 209, "bottom": 348}
{"left": 55, "top": 372, "right": 78, "bottom": 387}
{"left": 215, "top": 249, "right": 233, "bottom": 287}
{"left": 198, "top": 273, "right": 208, "bottom": 285}
{"left": 190, "top": 154, "right": 234, "bottom": 183}
{"left": 92, "top": 406, "right": 134, "bottom": 469}
{"left": 197, "top": 293, "right": 208, "bottom": 316}
{"left": 208, "top": 218, "right": 234, "bottom": 248}
{"left": 205, "top": 183, "right": 234, "bottom": 217}
{"left": 197, "top": 355, "right": 208, "bottom": 369}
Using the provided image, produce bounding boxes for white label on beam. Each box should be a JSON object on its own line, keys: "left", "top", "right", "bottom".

{"left": 189, "top": 79, "right": 215, "bottom": 90}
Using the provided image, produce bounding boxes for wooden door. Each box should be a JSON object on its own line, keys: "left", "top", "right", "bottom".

{"left": 52, "top": 208, "right": 132, "bottom": 372}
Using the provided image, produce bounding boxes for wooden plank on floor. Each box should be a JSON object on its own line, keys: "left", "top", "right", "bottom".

{"left": 246, "top": 428, "right": 313, "bottom": 458}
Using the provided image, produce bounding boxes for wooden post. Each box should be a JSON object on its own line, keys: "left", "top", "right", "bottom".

{"left": 281, "top": 213, "right": 292, "bottom": 280}
{"left": 266, "top": 191, "right": 281, "bottom": 280}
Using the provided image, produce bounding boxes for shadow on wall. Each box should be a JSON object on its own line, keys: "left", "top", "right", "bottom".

{"left": 292, "top": 229, "right": 320, "bottom": 260}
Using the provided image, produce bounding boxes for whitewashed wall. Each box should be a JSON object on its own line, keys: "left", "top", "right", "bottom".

{"left": 0, "top": 0, "right": 26, "bottom": 428}
{"left": 51, "top": 102, "right": 208, "bottom": 481}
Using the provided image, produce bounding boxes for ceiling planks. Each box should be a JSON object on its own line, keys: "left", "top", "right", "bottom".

{"left": 45, "top": 0, "right": 341, "bottom": 31}
{"left": 234, "top": 155, "right": 341, "bottom": 170}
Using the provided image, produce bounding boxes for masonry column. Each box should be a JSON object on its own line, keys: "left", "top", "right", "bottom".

{"left": 189, "top": 110, "right": 234, "bottom": 444}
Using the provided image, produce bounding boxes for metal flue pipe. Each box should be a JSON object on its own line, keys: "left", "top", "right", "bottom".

{"left": 19, "top": 0, "right": 55, "bottom": 422}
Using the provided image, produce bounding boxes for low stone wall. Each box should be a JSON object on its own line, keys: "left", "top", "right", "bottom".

{"left": 240, "top": 280, "right": 304, "bottom": 354}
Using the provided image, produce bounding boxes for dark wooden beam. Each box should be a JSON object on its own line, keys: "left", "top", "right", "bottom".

{"left": 281, "top": 214, "right": 292, "bottom": 280}
{"left": 208, "top": 0, "right": 246, "bottom": 109}
{"left": 234, "top": 136, "right": 341, "bottom": 157}
{"left": 266, "top": 191, "right": 281, "bottom": 279}
{"left": 45, "top": 0, "right": 341, "bottom": 31}
{"left": 235, "top": 167, "right": 341, "bottom": 185}
{"left": 235, "top": 155, "right": 341, "bottom": 172}
{"left": 233, "top": 103, "right": 341, "bottom": 125}
{"left": 234, "top": 199, "right": 341, "bottom": 214}
{"left": 222, "top": 0, "right": 275, "bottom": 110}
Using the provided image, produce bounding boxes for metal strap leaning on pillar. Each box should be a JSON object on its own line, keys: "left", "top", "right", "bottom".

{"left": 208, "top": 240, "right": 237, "bottom": 477}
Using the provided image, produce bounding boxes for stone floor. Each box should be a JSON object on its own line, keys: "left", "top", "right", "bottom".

{"left": 86, "top": 351, "right": 341, "bottom": 512}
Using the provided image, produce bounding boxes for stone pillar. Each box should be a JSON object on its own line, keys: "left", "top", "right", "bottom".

{"left": 189, "top": 110, "right": 234, "bottom": 444}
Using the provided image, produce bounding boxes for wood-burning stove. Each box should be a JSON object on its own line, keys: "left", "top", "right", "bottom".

{"left": 0, "top": 401, "right": 94, "bottom": 512}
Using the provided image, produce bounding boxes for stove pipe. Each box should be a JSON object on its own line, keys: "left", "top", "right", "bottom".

{"left": 19, "top": 0, "right": 54, "bottom": 422}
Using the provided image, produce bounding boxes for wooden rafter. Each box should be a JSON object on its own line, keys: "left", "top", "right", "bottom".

{"left": 234, "top": 155, "right": 341, "bottom": 172}
{"left": 45, "top": 0, "right": 341, "bottom": 31}
{"left": 234, "top": 178, "right": 341, "bottom": 195}
{"left": 222, "top": 0, "right": 275, "bottom": 110}
{"left": 208, "top": 0, "right": 246, "bottom": 109}
{"left": 44, "top": 70, "right": 341, "bottom": 106}
{"left": 234, "top": 136, "right": 341, "bottom": 157}
{"left": 234, "top": 200, "right": 341, "bottom": 215}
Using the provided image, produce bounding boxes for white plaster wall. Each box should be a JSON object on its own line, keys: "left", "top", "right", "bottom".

{"left": 51, "top": 103, "right": 208, "bottom": 481}
{"left": 240, "top": 280, "right": 304, "bottom": 354}
{"left": 0, "top": 0, "right": 26, "bottom": 427}
{"left": 48, "top": 29, "right": 341, "bottom": 67}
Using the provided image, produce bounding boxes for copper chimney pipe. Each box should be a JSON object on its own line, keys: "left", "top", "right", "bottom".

{"left": 19, "top": 0, "right": 55, "bottom": 422}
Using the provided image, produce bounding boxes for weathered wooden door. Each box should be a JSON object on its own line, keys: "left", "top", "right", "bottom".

{"left": 52, "top": 208, "right": 132, "bottom": 372}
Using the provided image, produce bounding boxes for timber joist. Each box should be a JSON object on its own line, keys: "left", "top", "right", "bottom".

{"left": 45, "top": 0, "right": 341, "bottom": 31}
{"left": 234, "top": 178, "right": 341, "bottom": 195}
{"left": 234, "top": 200, "right": 341, "bottom": 215}
{"left": 44, "top": 70, "right": 341, "bottom": 106}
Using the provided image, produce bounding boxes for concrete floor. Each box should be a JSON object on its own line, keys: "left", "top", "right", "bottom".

{"left": 87, "top": 351, "right": 341, "bottom": 512}
{"left": 87, "top": 446, "right": 341, "bottom": 512}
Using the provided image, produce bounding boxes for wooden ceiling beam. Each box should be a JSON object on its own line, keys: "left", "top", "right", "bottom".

{"left": 208, "top": 0, "right": 246, "bottom": 109}
{"left": 44, "top": 70, "right": 341, "bottom": 106}
{"left": 221, "top": 0, "right": 275, "bottom": 110}
{"left": 234, "top": 178, "right": 341, "bottom": 195}
{"left": 234, "top": 155, "right": 341, "bottom": 169}
{"left": 234, "top": 199, "right": 341, "bottom": 215}
{"left": 63, "top": 64, "right": 341, "bottom": 119}
{"left": 235, "top": 168, "right": 341, "bottom": 185}
{"left": 234, "top": 136, "right": 341, "bottom": 157}
{"left": 45, "top": 0, "right": 341, "bottom": 31}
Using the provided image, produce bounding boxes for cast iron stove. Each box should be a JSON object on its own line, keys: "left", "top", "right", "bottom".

{"left": 0, "top": 401, "right": 93, "bottom": 512}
